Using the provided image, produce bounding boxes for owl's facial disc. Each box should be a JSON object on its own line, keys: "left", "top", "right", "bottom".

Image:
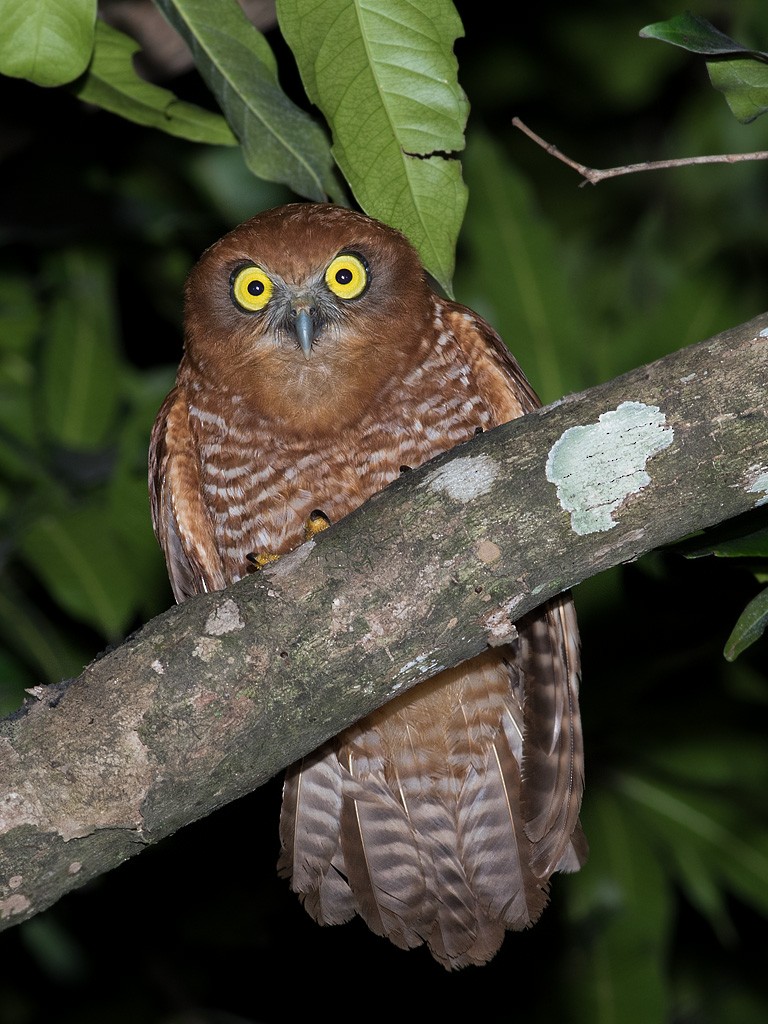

{"left": 229, "top": 251, "right": 370, "bottom": 362}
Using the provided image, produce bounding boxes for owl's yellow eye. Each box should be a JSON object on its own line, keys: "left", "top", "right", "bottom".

{"left": 231, "top": 265, "right": 273, "bottom": 312}
{"left": 325, "top": 253, "right": 368, "bottom": 300}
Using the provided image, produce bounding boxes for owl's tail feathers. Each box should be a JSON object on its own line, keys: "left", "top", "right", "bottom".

{"left": 279, "top": 745, "right": 361, "bottom": 926}
{"left": 279, "top": 744, "right": 430, "bottom": 950}
{"left": 457, "top": 735, "right": 550, "bottom": 932}
{"left": 279, "top": 747, "right": 507, "bottom": 969}
{"left": 518, "top": 594, "right": 587, "bottom": 877}
{"left": 278, "top": 720, "right": 552, "bottom": 970}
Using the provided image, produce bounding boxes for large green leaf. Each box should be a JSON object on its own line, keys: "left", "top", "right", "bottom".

{"left": 0, "top": 273, "right": 42, "bottom": 356}
{"left": 154, "top": 0, "right": 342, "bottom": 202}
{"left": 19, "top": 502, "right": 143, "bottom": 641}
{"left": 39, "top": 249, "right": 120, "bottom": 452}
{"left": 638, "top": 736, "right": 768, "bottom": 934}
{"left": 107, "top": 472, "right": 173, "bottom": 619}
{"left": 0, "top": 0, "right": 96, "bottom": 86}
{"left": 74, "top": 20, "right": 236, "bottom": 145}
{"left": 640, "top": 13, "right": 768, "bottom": 124}
{"left": 0, "top": 648, "right": 32, "bottom": 717}
{"left": 277, "top": 0, "right": 468, "bottom": 294}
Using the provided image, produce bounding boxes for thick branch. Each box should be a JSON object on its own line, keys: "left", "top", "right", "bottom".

{"left": 2, "top": 312, "right": 767, "bottom": 928}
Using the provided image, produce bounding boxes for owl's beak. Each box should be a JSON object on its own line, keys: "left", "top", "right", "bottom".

{"left": 292, "top": 307, "right": 315, "bottom": 360}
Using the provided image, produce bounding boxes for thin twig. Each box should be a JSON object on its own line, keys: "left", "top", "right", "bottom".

{"left": 512, "top": 117, "right": 768, "bottom": 187}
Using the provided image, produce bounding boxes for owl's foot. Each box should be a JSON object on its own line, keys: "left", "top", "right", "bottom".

{"left": 245, "top": 512, "right": 329, "bottom": 571}
{"left": 305, "top": 509, "right": 331, "bottom": 540}
{"left": 246, "top": 551, "right": 281, "bottom": 570}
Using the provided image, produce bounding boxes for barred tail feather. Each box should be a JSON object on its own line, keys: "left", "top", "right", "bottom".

{"left": 518, "top": 593, "right": 586, "bottom": 875}
{"left": 277, "top": 613, "right": 586, "bottom": 969}
{"left": 338, "top": 756, "right": 429, "bottom": 950}
{"left": 278, "top": 745, "right": 356, "bottom": 925}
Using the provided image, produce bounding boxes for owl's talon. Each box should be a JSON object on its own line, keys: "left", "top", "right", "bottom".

{"left": 246, "top": 551, "right": 280, "bottom": 570}
{"left": 305, "top": 509, "right": 331, "bottom": 540}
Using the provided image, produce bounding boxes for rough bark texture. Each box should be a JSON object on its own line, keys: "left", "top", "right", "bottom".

{"left": 1, "top": 311, "right": 767, "bottom": 929}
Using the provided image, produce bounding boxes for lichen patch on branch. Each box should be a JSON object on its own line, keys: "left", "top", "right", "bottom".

{"left": 746, "top": 465, "right": 768, "bottom": 506}
{"left": 204, "top": 598, "right": 244, "bottom": 635}
{"left": 545, "top": 401, "right": 674, "bottom": 535}
{"left": 422, "top": 454, "right": 499, "bottom": 502}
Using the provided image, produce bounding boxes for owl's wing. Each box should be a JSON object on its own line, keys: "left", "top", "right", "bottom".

{"left": 443, "top": 304, "right": 542, "bottom": 417}
{"left": 444, "top": 303, "right": 587, "bottom": 875}
{"left": 149, "top": 387, "right": 227, "bottom": 602}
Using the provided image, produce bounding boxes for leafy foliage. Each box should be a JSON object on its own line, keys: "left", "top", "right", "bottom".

{"left": 0, "top": 0, "right": 97, "bottom": 87}
{"left": 1, "top": 1, "right": 767, "bottom": 1022}
{"left": 155, "top": 0, "right": 343, "bottom": 202}
{"left": 278, "top": 0, "right": 469, "bottom": 291}
{"left": 676, "top": 511, "right": 768, "bottom": 658}
{"left": 641, "top": 11, "right": 768, "bottom": 123}
{"left": 75, "top": 19, "right": 237, "bottom": 144}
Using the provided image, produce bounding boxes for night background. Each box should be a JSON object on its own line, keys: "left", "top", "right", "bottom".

{"left": 1, "top": 1, "right": 768, "bottom": 1021}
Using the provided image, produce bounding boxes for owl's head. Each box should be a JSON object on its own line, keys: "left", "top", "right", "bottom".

{"left": 182, "top": 204, "right": 437, "bottom": 430}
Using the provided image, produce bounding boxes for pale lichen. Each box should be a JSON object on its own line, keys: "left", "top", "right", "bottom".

{"left": 204, "top": 598, "right": 244, "bottom": 636}
{"left": 422, "top": 455, "right": 499, "bottom": 502}
{"left": 546, "top": 401, "right": 674, "bottom": 535}
{"left": 745, "top": 466, "right": 768, "bottom": 507}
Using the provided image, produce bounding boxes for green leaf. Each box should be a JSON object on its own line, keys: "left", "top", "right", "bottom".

{"left": 39, "top": 249, "right": 120, "bottom": 452}
{"left": 718, "top": 830, "right": 768, "bottom": 918}
{"left": 107, "top": 472, "right": 173, "bottom": 619}
{"left": 19, "top": 917, "right": 88, "bottom": 984}
{"left": 639, "top": 13, "right": 759, "bottom": 57}
{"left": 620, "top": 772, "right": 768, "bottom": 919}
{"left": 0, "top": 580, "right": 90, "bottom": 686}
{"left": 19, "top": 502, "right": 142, "bottom": 641}
{"left": 707, "top": 58, "right": 768, "bottom": 124}
{"left": 0, "top": 647, "right": 33, "bottom": 717}
{"left": 724, "top": 586, "right": 768, "bottom": 660}
{"left": 0, "top": 273, "right": 42, "bottom": 356}
{"left": 74, "top": 20, "right": 236, "bottom": 145}
{"left": 277, "top": 0, "right": 468, "bottom": 294}
{"left": 676, "top": 512, "right": 768, "bottom": 559}
{"left": 645, "top": 736, "right": 768, "bottom": 788}
{"left": 0, "top": 0, "right": 96, "bottom": 87}
{"left": 154, "top": 0, "right": 341, "bottom": 202}
{"left": 640, "top": 13, "right": 768, "bottom": 124}
{"left": 664, "top": 841, "right": 735, "bottom": 941}
{"left": 564, "top": 790, "right": 671, "bottom": 1024}
{"left": 0, "top": 273, "right": 45, "bottom": 483}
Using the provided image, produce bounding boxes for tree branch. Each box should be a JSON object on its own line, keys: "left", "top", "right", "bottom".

{"left": 512, "top": 117, "right": 768, "bottom": 185}
{"left": 2, "top": 312, "right": 767, "bottom": 929}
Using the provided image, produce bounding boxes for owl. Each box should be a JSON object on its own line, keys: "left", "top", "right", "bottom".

{"left": 149, "top": 202, "right": 586, "bottom": 969}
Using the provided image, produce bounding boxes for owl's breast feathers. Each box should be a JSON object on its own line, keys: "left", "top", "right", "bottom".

{"left": 149, "top": 203, "right": 585, "bottom": 969}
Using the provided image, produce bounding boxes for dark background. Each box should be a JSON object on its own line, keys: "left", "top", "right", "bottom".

{"left": 1, "top": 2, "right": 768, "bottom": 1021}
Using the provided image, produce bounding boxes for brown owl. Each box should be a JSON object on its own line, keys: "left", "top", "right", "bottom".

{"left": 149, "top": 202, "right": 586, "bottom": 969}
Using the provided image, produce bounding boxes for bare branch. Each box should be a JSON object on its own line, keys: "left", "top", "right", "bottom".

{"left": 512, "top": 117, "right": 768, "bottom": 186}
{"left": 2, "top": 312, "right": 768, "bottom": 929}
